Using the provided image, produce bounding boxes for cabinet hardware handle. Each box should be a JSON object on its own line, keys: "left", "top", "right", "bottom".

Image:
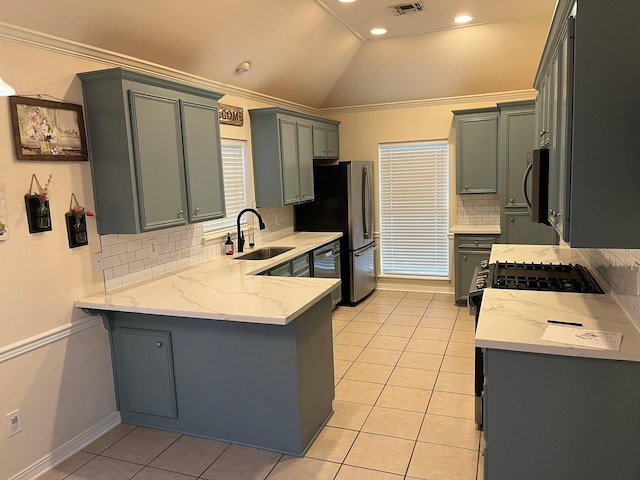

{"left": 194, "top": 207, "right": 200, "bottom": 213}
{"left": 463, "top": 255, "right": 467, "bottom": 260}
{"left": 475, "top": 240, "right": 478, "bottom": 246}
{"left": 464, "top": 184, "right": 469, "bottom": 190}
{"left": 510, "top": 198, "right": 515, "bottom": 203}
{"left": 156, "top": 341, "right": 163, "bottom": 348}
{"left": 178, "top": 210, "right": 184, "bottom": 216}
{"left": 510, "top": 217, "right": 515, "bottom": 222}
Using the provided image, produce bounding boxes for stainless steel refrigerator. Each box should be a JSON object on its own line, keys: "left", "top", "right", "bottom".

{"left": 294, "top": 161, "right": 376, "bottom": 305}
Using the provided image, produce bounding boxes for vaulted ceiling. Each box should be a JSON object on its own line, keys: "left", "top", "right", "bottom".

{"left": 0, "top": 0, "right": 556, "bottom": 108}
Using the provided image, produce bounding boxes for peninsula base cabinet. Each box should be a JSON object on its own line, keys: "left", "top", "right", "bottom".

{"left": 99, "top": 294, "right": 334, "bottom": 456}
{"left": 483, "top": 348, "right": 640, "bottom": 480}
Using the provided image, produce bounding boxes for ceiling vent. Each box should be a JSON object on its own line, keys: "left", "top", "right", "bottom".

{"left": 389, "top": 2, "right": 424, "bottom": 16}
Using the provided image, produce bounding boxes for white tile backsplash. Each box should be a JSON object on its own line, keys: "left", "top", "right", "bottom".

{"left": 580, "top": 247, "right": 640, "bottom": 330}
{"left": 96, "top": 205, "right": 294, "bottom": 291}
{"left": 457, "top": 194, "right": 501, "bottom": 225}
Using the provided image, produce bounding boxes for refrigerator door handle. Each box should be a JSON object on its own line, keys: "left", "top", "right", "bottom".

{"left": 362, "top": 166, "right": 373, "bottom": 240}
{"left": 355, "top": 244, "right": 377, "bottom": 257}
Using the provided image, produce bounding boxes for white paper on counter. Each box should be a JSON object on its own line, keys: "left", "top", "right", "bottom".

{"left": 541, "top": 325, "right": 623, "bottom": 351}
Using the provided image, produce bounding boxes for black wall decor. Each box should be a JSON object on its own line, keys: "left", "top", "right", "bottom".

{"left": 25, "top": 194, "right": 52, "bottom": 233}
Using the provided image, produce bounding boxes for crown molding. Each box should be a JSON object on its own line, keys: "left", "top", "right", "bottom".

{"left": 318, "top": 89, "right": 538, "bottom": 115}
{"left": 0, "top": 22, "right": 318, "bottom": 115}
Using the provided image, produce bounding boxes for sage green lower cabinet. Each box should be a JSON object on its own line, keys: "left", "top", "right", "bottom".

{"left": 100, "top": 294, "right": 334, "bottom": 456}
{"left": 79, "top": 68, "right": 225, "bottom": 234}
{"left": 484, "top": 348, "right": 640, "bottom": 479}
{"left": 263, "top": 253, "right": 311, "bottom": 277}
{"left": 112, "top": 328, "right": 177, "bottom": 418}
{"left": 454, "top": 235, "right": 498, "bottom": 305}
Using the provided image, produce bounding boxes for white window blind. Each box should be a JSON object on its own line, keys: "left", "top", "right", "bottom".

{"left": 203, "top": 139, "right": 248, "bottom": 233}
{"left": 379, "top": 141, "right": 449, "bottom": 277}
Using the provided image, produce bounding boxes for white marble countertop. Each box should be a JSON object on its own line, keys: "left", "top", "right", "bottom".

{"left": 476, "top": 244, "right": 640, "bottom": 362}
{"left": 75, "top": 232, "right": 342, "bottom": 326}
{"left": 449, "top": 224, "right": 501, "bottom": 235}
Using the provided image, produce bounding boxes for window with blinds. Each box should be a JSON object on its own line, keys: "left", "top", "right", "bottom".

{"left": 378, "top": 141, "right": 449, "bottom": 277}
{"left": 202, "top": 139, "right": 249, "bottom": 234}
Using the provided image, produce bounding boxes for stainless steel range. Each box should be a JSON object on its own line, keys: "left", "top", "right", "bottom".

{"left": 469, "top": 261, "right": 604, "bottom": 428}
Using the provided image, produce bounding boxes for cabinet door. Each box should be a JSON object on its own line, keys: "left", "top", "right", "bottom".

{"left": 502, "top": 110, "right": 535, "bottom": 208}
{"left": 456, "top": 112, "right": 499, "bottom": 194}
{"left": 297, "top": 122, "right": 314, "bottom": 202}
{"left": 279, "top": 119, "right": 301, "bottom": 205}
{"left": 129, "top": 91, "right": 188, "bottom": 231}
{"left": 115, "top": 328, "right": 177, "bottom": 418}
{"left": 181, "top": 101, "right": 226, "bottom": 222}
{"left": 545, "top": 56, "right": 560, "bottom": 230}
{"left": 504, "top": 211, "right": 557, "bottom": 245}
{"left": 326, "top": 126, "right": 339, "bottom": 159}
{"left": 312, "top": 125, "right": 327, "bottom": 158}
{"left": 554, "top": 18, "right": 575, "bottom": 242}
{"left": 292, "top": 253, "right": 311, "bottom": 277}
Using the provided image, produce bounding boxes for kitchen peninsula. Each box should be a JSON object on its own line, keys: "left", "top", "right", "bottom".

{"left": 477, "top": 244, "right": 640, "bottom": 480}
{"left": 76, "top": 232, "right": 342, "bottom": 456}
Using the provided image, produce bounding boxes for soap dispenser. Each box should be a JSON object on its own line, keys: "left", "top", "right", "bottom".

{"left": 224, "top": 233, "right": 234, "bottom": 255}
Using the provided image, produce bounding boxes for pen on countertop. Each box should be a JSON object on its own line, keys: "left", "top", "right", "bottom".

{"left": 547, "top": 319, "right": 583, "bottom": 327}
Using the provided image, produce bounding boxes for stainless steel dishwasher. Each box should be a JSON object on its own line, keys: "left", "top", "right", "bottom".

{"left": 312, "top": 240, "right": 341, "bottom": 309}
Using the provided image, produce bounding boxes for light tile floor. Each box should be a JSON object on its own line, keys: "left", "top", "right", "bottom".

{"left": 41, "top": 290, "right": 484, "bottom": 480}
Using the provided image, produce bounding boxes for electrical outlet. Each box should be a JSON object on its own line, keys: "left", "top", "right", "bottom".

{"left": 149, "top": 239, "right": 158, "bottom": 258}
{"left": 6, "top": 410, "right": 22, "bottom": 437}
{"left": 93, "top": 252, "right": 104, "bottom": 271}
{"left": 468, "top": 201, "right": 477, "bottom": 214}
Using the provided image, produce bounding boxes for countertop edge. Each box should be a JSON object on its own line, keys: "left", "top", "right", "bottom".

{"left": 75, "top": 232, "right": 343, "bottom": 325}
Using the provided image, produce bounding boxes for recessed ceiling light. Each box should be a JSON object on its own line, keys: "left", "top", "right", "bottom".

{"left": 454, "top": 15, "right": 473, "bottom": 24}
{"left": 233, "top": 60, "right": 252, "bottom": 75}
{"left": 370, "top": 28, "right": 388, "bottom": 35}
{"left": 339, "top": 0, "right": 356, "bottom": 3}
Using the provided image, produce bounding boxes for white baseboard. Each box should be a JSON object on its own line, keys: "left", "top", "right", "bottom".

{"left": 10, "top": 412, "right": 121, "bottom": 480}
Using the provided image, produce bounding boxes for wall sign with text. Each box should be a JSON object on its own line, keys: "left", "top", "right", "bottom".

{"left": 219, "top": 104, "right": 244, "bottom": 126}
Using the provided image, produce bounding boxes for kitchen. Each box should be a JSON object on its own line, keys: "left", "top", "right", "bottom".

{"left": 1, "top": 0, "right": 640, "bottom": 479}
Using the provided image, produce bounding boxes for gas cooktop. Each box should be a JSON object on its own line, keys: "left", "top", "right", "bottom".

{"left": 490, "top": 262, "right": 604, "bottom": 294}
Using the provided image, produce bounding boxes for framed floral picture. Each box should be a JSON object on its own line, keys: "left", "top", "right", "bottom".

{"left": 9, "top": 96, "right": 89, "bottom": 161}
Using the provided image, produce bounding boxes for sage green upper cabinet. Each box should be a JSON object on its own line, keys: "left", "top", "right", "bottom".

{"left": 453, "top": 108, "right": 499, "bottom": 194}
{"left": 251, "top": 108, "right": 333, "bottom": 207}
{"left": 498, "top": 101, "right": 557, "bottom": 245}
{"left": 312, "top": 122, "right": 340, "bottom": 159}
{"left": 534, "top": 0, "right": 640, "bottom": 248}
{"left": 78, "top": 68, "right": 225, "bottom": 234}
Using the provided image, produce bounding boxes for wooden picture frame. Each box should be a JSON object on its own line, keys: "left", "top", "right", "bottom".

{"left": 9, "top": 96, "right": 89, "bottom": 161}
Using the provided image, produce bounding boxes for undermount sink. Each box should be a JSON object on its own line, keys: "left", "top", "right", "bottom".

{"left": 234, "top": 246, "right": 294, "bottom": 260}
